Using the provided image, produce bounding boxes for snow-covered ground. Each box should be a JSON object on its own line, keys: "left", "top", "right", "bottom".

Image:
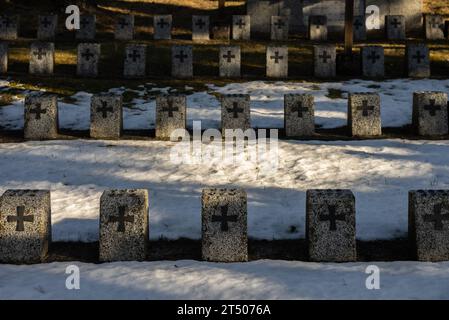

{"left": 1, "top": 260, "right": 449, "bottom": 299}
{"left": 0, "top": 139, "right": 448, "bottom": 242}
{"left": 2, "top": 79, "right": 449, "bottom": 130}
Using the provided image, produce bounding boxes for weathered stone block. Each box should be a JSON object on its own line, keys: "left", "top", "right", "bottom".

{"left": 306, "top": 189, "right": 356, "bottom": 262}
{"left": 407, "top": 43, "right": 430, "bottom": 78}
{"left": 221, "top": 94, "right": 251, "bottom": 131}
{"left": 271, "top": 16, "right": 289, "bottom": 41}
{"left": 361, "top": 46, "right": 385, "bottom": 78}
{"left": 77, "top": 43, "right": 100, "bottom": 77}
{"left": 76, "top": 15, "right": 96, "bottom": 40}
{"left": 232, "top": 15, "right": 250, "bottom": 40}
{"left": 386, "top": 15, "right": 406, "bottom": 40}
{"left": 171, "top": 45, "right": 193, "bottom": 78}
{"left": 284, "top": 94, "right": 315, "bottom": 137}
{"left": 24, "top": 94, "right": 58, "bottom": 140}
{"left": 0, "top": 15, "right": 19, "bottom": 40}
{"left": 412, "top": 91, "right": 448, "bottom": 136}
{"left": 115, "top": 15, "right": 134, "bottom": 41}
{"left": 424, "top": 14, "right": 445, "bottom": 40}
{"left": 37, "top": 15, "right": 58, "bottom": 40}
{"left": 153, "top": 15, "right": 172, "bottom": 40}
{"left": 124, "top": 44, "right": 146, "bottom": 78}
{"left": 348, "top": 93, "right": 382, "bottom": 137}
{"left": 266, "top": 46, "right": 288, "bottom": 78}
{"left": 29, "top": 42, "right": 54, "bottom": 75}
{"left": 90, "top": 94, "right": 123, "bottom": 139}
{"left": 192, "top": 15, "right": 210, "bottom": 41}
{"left": 156, "top": 95, "right": 187, "bottom": 140}
{"left": 309, "top": 15, "right": 327, "bottom": 41}
{"left": 219, "top": 46, "right": 241, "bottom": 78}
{"left": 314, "top": 45, "right": 336, "bottom": 78}
{"left": 202, "top": 189, "right": 248, "bottom": 262}
{"left": 353, "top": 15, "right": 366, "bottom": 41}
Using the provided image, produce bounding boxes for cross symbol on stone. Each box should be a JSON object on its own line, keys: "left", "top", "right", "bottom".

{"left": 195, "top": 19, "right": 206, "bottom": 29}
{"left": 162, "top": 100, "right": 179, "bottom": 118}
{"left": 319, "top": 51, "right": 331, "bottom": 63}
{"left": 1, "top": 16, "right": 12, "bottom": 28}
{"left": 108, "top": 206, "right": 134, "bottom": 233}
{"left": 175, "top": 50, "right": 188, "bottom": 63}
{"left": 354, "top": 19, "right": 363, "bottom": 30}
{"left": 367, "top": 51, "right": 380, "bottom": 64}
{"left": 33, "top": 47, "right": 46, "bottom": 60}
{"left": 82, "top": 49, "right": 94, "bottom": 61}
{"left": 30, "top": 103, "right": 47, "bottom": 120}
{"left": 357, "top": 100, "right": 375, "bottom": 117}
{"left": 270, "top": 51, "right": 283, "bottom": 64}
{"left": 291, "top": 101, "right": 309, "bottom": 118}
{"left": 41, "top": 17, "right": 51, "bottom": 28}
{"left": 235, "top": 19, "right": 246, "bottom": 29}
{"left": 391, "top": 18, "right": 402, "bottom": 29}
{"left": 222, "top": 50, "right": 235, "bottom": 63}
{"left": 157, "top": 18, "right": 169, "bottom": 28}
{"left": 212, "top": 204, "right": 237, "bottom": 232}
{"left": 97, "top": 101, "right": 113, "bottom": 118}
{"left": 412, "top": 51, "right": 426, "bottom": 64}
{"left": 227, "top": 102, "right": 244, "bottom": 118}
{"left": 319, "top": 205, "right": 345, "bottom": 231}
{"left": 424, "top": 99, "right": 441, "bottom": 116}
{"left": 7, "top": 206, "right": 34, "bottom": 232}
{"left": 128, "top": 50, "right": 141, "bottom": 62}
{"left": 274, "top": 19, "right": 285, "bottom": 29}
{"left": 118, "top": 18, "right": 129, "bottom": 29}
{"left": 423, "top": 203, "right": 449, "bottom": 231}
{"left": 80, "top": 17, "right": 89, "bottom": 29}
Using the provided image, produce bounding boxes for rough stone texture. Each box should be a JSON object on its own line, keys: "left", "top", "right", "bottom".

{"left": 309, "top": 15, "right": 327, "bottom": 41}
{"left": 99, "top": 189, "right": 149, "bottom": 262}
{"left": 0, "top": 42, "right": 8, "bottom": 74}
{"left": 77, "top": 43, "right": 100, "bottom": 77}
{"left": 284, "top": 94, "right": 315, "bottom": 137}
{"left": 219, "top": 46, "right": 241, "bottom": 78}
{"left": 24, "top": 94, "right": 58, "bottom": 140}
{"left": 221, "top": 94, "right": 251, "bottom": 131}
{"left": 124, "top": 44, "right": 146, "bottom": 78}
{"left": 29, "top": 42, "right": 54, "bottom": 75}
{"left": 115, "top": 15, "right": 134, "bottom": 41}
{"left": 0, "top": 190, "right": 51, "bottom": 264}
{"left": 406, "top": 43, "right": 430, "bottom": 78}
{"left": 192, "top": 15, "right": 210, "bottom": 41}
{"left": 314, "top": 45, "right": 336, "bottom": 78}
{"left": 412, "top": 91, "right": 448, "bottom": 136}
{"left": 353, "top": 15, "right": 366, "bottom": 41}
{"left": 266, "top": 46, "right": 288, "bottom": 78}
{"left": 232, "top": 15, "right": 251, "bottom": 40}
{"left": 171, "top": 45, "right": 193, "bottom": 78}
{"left": 37, "top": 15, "right": 58, "bottom": 40}
{"left": 271, "top": 16, "right": 289, "bottom": 41}
{"left": 361, "top": 46, "right": 385, "bottom": 78}
{"left": 306, "top": 189, "right": 356, "bottom": 262}
{"left": 424, "top": 14, "right": 445, "bottom": 40}
{"left": 90, "top": 94, "right": 123, "bottom": 139}
{"left": 76, "top": 15, "right": 96, "bottom": 40}
{"left": 0, "top": 15, "right": 19, "bottom": 40}
{"left": 348, "top": 93, "right": 382, "bottom": 137}
{"left": 385, "top": 15, "right": 406, "bottom": 40}
{"left": 409, "top": 190, "right": 449, "bottom": 262}
{"left": 153, "top": 15, "right": 172, "bottom": 40}
{"left": 156, "top": 95, "right": 187, "bottom": 140}
{"left": 202, "top": 189, "right": 248, "bottom": 262}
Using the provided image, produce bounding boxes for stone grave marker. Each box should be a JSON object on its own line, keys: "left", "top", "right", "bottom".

{"left": 407, "top": 43, "right": 430, "bottom": 78}
{"left": 424, "top": 14, "right": 445, "bottom": 40}
{"left": 37, "top": 14, "right": 58, "bottom": 40}
{"left": 314, "top": 45, "right": 336, "bottom": 78}
{"left": 154, "top": 15, "right": 172, "bottom": 40}
{"left": 386, "top": 15, "right": 406, "bottom": 40}
{"left": 271, "top": 16, "right": 289, "bottom": 41}
{"left": 306, "top": 189, "right": 356, "bottom": 262}
{"left": 348, "top": 93, "right": 382, "bottom": 137}
{"left": 0, "top": 42, "right": 8, "bottom": 73}
{"left": 115, "top": 15, "right": 134, "bottom": 41}
{"left": 171, "top": 45, "right": 193, "bottom": 78}
{"left": 361, "top": 46, "right": 385, "bottom": 78}
{"left": 24, "top": 93, "right": 58, "bottom": 140}
{"left": 192, "top": 15, "right": 210, "bottom": 41}
{"left": 29, "top": 42, "right": 54, "bottom": 75}
{"left": 76, "top": 14, "right": 96, "bottom": 40}
{"left": 221, "top": 94, "right": 251, "bottom": 131}
{"left": 266, "top": 46, "right": 288, "bottom": 78}
{"left": 156, "top": 95, "right": 187, "bottom": 140}
{"left": 232, "top": 15, "right": 250, "bottom": 40}
{"left": 412, "top": 91, "right": 448, "bottom": 136}
{"left": 284, "top": 94, "right": 315, "bottom": 137}
{"left": 0, "top": 15, "right": 19, "bottom": 40}
{"left": 99, "top": 189, "right": 149, "bottom": 262}
{"left": 353, "top": 15, "right": 366, "bottom": 41}
{"left": 90, "top": 94, "right": 123, "bottom": 139}
{"left": 409, "top": 190, "right": 449, "bottom": 262}
{"left": 219, "top": 46, "right": 241, "bottom": 78}
{"left": 0, "top": 190, "right": 51, "bottom": 264}
{"left": 309, "top": 15, "right": 327, "bottom": 41}
{"left": 124, "top": 44, "right": 146, "bottom": 78}
{"left": 77, "top": 43, "right": 100, "bottom": 77}
{"left": 202, "top": 189, "right": 248, "bottom": 262}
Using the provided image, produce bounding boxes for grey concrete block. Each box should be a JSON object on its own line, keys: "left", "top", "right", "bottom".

{"left": 219, "top": 46, "right": 241, "bottom": 78}
{"left": 271, "top": 16, "right": 289, "bottom": 41}
{"left": 115, "top": 15, "right": 134, "bottom": 41}
{"left": 37, "top": 15, "right": 58, "bottom": 40}
{"left": 29, "top": 42, "right": 54, "bottom": 75}
{"left": 154, "top": 15, "right": 172, "bottom": 40}
{"left": 124, "top": 44, "right": 146, "bottom": 78}
{"left": 0, "top": 15, "right": 19, "bottom": 40}
{"left": 314, "top": 45, "right": 336, "bottom": 78}
{"left": 407, "top": 43, "right": 430, "bottom": 78}
{"left": 361, "top": 46, "right": 385, "bottom": 78}
{"left": 348, "top": 93, "right": 382, "bottom": 137}
{"left": 90, "top": 94, "right": 123, "bottom": 139}
{"left": 232, "top": 15, "right": 250, "bottom": 40}
{"left": 77, "top": 43, "right": 100, "bottom": 77}
{"left": 76, "top": 14, "right": 96, "bottom": 40}
{"left": 221, "top": 94, "right": 251, "bottom": 131}
{"left": 412, "top": 91, "right": 448, "bottom": 136}
{"left": 353, "top": 15, "right": 366, "bottom": 41}
{"left": 171, "top": 45, "right": 193, "bottom": 78}
{"left": 284, "top": 94, "right": 315, "bottom": 137}
{"left": 156, "top": 95, "right": 187, "bottom": 140}
{"left": 266, "top": 46, "right": 288, "bottom": 78}
{"left": 24, "top": 93, "right": 58, "bottom": 140}
{"left": 386, "top": 15, "right": 406, "bottom": 40}
{"left": 192, "top": 15, "right": 210, "bottom": 41}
